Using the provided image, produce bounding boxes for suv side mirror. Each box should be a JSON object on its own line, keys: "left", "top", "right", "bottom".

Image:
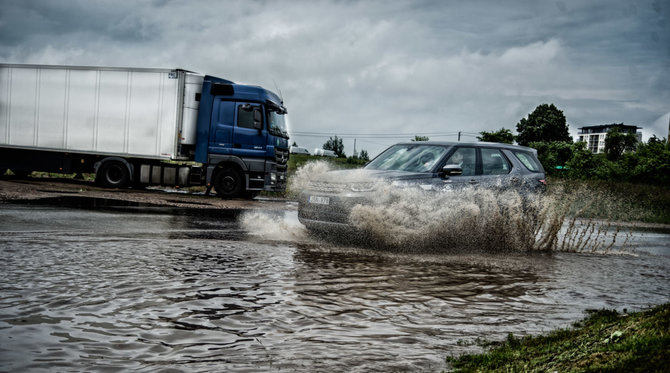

{"left": 440, "top": 164, "right": 463, "bottom": 177}
{"left": 253, "top": 108, "right": 262, "bottom": 130}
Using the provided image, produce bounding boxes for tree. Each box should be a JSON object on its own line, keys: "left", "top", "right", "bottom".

{"left": 323, "top": 136, "right": 345, "bottom": 158}
{"left": 604, "top": 126, "right": 638, "bottom": 161}
{"left": 292, "top": 141, "right": 298, "bottom": 147}
{"left": 477, "top": 128, "right": 515, "bottom": 144}
{"left": 565, "top": 142, "right": 600, "bottom": 179}
{"left": 528, "top": 141, "right": 574, "bottom": 175}
{"left": 620, "top": 136, "right": 670, "bottom": 184}
{"left": 521, "top": 134, "right": 670, "bottom": 184}
{"left": 412, "top": 136, "right": 429, "bottom": 141}
{"left": 359, "top": 150, "right": 369, "bottom": 161}
{"left": 516, "top": 104, "right": 572, "bottom": 146}
{"left": 647, "top": 135, "right": 665, "bottom": 146}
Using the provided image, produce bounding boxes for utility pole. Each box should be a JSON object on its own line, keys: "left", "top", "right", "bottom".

{"left": 458, "top": 131, "right": 461, "bottom": 142}
{"left": 353, "top": 138, "right": 357, "bottom": 157}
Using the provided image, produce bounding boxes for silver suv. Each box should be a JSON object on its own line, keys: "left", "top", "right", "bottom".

{"left": 298, "top": 141, "right": 546, "bottom": 232}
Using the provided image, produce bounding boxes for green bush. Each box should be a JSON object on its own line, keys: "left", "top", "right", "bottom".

{"left": 529, "top": 137, "right": 670, "bottom": 185}
{"left": 529, "top": 141, "right": 574, "bottom": 176}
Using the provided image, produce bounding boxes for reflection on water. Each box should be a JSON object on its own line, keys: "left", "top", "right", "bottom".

{"left": 0, "top": 203, "right": 669, "bottom": 372}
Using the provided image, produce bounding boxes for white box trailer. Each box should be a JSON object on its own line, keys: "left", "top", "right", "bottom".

{"left": 0, "top": 63, "right": 203, "bottom": 160}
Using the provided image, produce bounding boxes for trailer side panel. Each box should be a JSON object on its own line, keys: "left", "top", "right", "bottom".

{"left": 0, "top": 64, "right": 187, "bottom": 160}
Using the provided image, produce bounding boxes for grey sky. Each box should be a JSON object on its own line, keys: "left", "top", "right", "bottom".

{"left": 1, "top": 0, "right": 668, "bottom": 157}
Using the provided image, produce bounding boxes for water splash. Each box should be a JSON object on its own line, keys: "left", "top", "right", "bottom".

{"left": 290, "top": 161, "right": 633, "bottom": 253}
{"left": 240, "top": 210, "right": 307, "bottom": 242}
{"left": 240, "top": 161, "right": 336, "bottom": 243}
{"left": 287, "top": 160, "right": 335, "bottom": 197}
{"left": 348, "top": 185, "right": 552, "bottom": 252}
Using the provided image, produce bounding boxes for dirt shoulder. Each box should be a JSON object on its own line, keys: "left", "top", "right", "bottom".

{"left": 0, "top": 176, "right": 295, "bottom": 211}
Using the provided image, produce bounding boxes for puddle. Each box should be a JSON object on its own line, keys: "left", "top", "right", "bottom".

{"left": 0, "top": 203, "right": 668, "bottom": 371}
{"left": 10, "top": 195, "right": 242, "bottom": 219}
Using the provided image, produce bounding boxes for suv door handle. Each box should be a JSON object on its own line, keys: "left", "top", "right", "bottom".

{"left": 233, "top": 143, "right": 241, "bottom": 148}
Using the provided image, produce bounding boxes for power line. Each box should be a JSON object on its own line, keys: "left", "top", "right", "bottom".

{"left": 290, "top": 131, "right": 480, "bottom": 139}
{"left": 356, "top": 138, "right": 396, "bottom": 147}
{"left": 292, "top": 131, "right": 462, "bottom": 136}
{"left": 291, "top": 134, "right": 454, "bottom": 139}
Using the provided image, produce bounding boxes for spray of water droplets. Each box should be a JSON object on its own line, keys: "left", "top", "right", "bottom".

{"left": 244, "top": 161, "right": 633, "bottom": 253}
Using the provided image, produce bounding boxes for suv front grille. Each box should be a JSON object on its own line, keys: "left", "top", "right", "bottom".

{"left": 307, "top": 181, "right": 348, "bottom": 193}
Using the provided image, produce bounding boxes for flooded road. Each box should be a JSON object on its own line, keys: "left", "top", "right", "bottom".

{"left": 1, "top": 201, "right": 669, "bottom": 372}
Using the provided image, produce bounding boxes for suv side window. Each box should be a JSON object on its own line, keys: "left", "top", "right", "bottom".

{"left": 445, "top": 147, "right": 476, "bottom": 176}
{"left": 481, "top": 148, "right": 511, "bottom": 175}
{"left": 513, "top": 150, "right": 542, "bottom": 172}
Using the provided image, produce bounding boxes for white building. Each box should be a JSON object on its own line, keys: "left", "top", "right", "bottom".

{"left": 576, "top": 124, "right": 642, "bottom": 154}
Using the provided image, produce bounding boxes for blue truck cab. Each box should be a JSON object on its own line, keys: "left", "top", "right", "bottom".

{"left": 195, "top": 75, "right": 290, "bottom": 198}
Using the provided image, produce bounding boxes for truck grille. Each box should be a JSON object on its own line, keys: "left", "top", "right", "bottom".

{"left": 275, "top": 148, "right": 289, "bottom": 165}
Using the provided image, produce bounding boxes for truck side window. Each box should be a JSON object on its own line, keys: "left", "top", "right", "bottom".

{"left": 237, "top": 105, "right": 257, "bottom": 129}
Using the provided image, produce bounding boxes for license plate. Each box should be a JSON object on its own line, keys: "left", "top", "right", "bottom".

{"left": 308, "top": 195, "right": 330, "bottom": 205}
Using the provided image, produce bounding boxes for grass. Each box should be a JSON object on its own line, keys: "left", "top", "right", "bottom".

{"left": 6, "top": 170, "right": 97, "bottom": 182}
{"left": 547, "top": 178, "right": 670, "bottom": 224}
{"left": 288, "top": 153, "right": 366, "bottom": 172}
{"left": 446, "top": 303, "right": 670, "bottom": 372}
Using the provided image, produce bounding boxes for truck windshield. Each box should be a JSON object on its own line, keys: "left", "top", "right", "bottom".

{"left": 267, "top": 109, "right": 289, "bottom": 138}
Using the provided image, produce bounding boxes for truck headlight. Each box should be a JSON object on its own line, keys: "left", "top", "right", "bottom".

{"left": 270, "top": 172, "right": 277, "bottom": 184}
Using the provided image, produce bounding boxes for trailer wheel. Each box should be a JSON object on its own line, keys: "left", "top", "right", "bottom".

{"left": 98, "top": 161, "right": 131, "bottom": 189}
{"left": 214, "top": 167, "right": 243, "bottom": 198}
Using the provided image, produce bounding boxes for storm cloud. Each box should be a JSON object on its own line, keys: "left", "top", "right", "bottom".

{"left": 1, "top": 0, "right": 668, "bottom": 156}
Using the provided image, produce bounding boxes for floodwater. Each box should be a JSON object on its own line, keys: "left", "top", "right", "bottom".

{"left": 1, "top": 199, "right": 669, "bottom": 372}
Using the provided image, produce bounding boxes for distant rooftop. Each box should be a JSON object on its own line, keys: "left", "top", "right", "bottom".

{"left": 577, "top": 123, "right": 642, "bottom": 134}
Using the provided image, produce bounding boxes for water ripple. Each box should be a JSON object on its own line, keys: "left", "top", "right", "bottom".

{"left": 1, "top": 205, "right": 669, "bottom": 372}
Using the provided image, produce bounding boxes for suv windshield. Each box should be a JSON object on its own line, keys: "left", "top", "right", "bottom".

{"left": 366, "top": 144, "right": 448, "bottom": 173}
{"left": 267, "top": 109, "right": 289, "bottom": 138}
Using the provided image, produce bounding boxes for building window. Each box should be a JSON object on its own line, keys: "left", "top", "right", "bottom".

{"left": 589, "top": 135, "right": 599, "bottom": 153}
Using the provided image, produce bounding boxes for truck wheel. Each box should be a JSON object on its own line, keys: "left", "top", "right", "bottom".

{"left": 98, "top": 161, "right": 130, "bottom": 188}
{"left": 214, "top": 168, "right": 243, "bottom": 198}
